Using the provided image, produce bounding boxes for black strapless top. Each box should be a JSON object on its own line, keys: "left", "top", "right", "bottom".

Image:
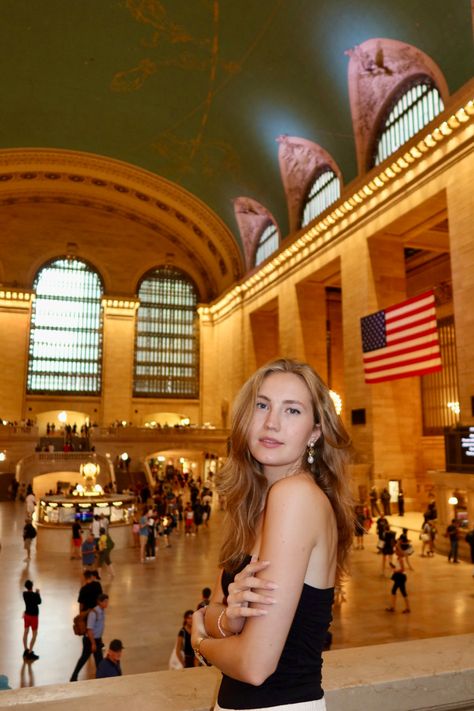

{"left": 218, "top": 557, "right": 333, "bottom": 710}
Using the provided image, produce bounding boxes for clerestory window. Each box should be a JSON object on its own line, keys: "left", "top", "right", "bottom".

{"left": 373, "top": 77, "right": 444, "bottom": 167}
{"left": 133, "top": 267, "right": 199, "bottom": 398}
{"left": 27, "top": 258, "right": 103, "bottom": 394}
{"left": 301, "top": 169, "right": 340, "bottom": 227}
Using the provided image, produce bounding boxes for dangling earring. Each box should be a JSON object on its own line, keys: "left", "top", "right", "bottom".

{"left": 307, "top": 443, "right": 316, "bottom": 465}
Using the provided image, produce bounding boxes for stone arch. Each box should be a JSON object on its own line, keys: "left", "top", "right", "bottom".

{"left": 345, "top": 38, "right": 449, "bottom": 173}
{"left": 233, "top": 197, "right": 280, "bottom": 271}
{"left": 0, "top": 148, "right": 244, "bottom": 301}
{"left": 276, "top": 135, "right": 342, "bottom": 233}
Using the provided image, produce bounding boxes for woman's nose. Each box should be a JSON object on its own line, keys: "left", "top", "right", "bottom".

{"left": 264, "top": 409, "right": 280, "bottom": 430}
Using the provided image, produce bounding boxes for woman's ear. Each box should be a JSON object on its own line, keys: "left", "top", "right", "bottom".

{"left": 309, "top": 423, "right": 322, "bottom": 446}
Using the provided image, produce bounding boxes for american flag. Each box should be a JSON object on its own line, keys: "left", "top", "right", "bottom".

{"left": 360, "top": 290, "right": 442, "bottom": 384}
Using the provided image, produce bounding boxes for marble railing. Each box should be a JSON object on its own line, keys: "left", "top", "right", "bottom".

{"left": 1, "top": 634, "right": 473, "bottom": 710}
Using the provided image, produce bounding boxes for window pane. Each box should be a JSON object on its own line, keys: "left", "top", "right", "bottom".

{"left": 302, "top": 169, "right": 340, "bottom": 227}
{"left": 27, "top": 258, "right": 103, "bottom": 394}
{"left": 374, "top": 79, "right": 444, "bottom": 167}
{"left": 420, "top": 316, "right": 459, "bottom": 435}
{"left": 255, "top": 224, "right": 278, "bottom": 266}
{"left": 133, "top": 267, "right": 199, "bottom": 398}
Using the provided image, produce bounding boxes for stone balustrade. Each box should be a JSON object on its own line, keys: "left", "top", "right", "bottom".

{"left": 1, "top": 634, "right": 473, "bottom": 710}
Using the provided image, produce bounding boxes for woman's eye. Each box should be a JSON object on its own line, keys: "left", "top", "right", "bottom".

{"left": 287, "top": 407, "right": 301, "bottom": 415}
{"left": 256, "top": 401, "right": 267, "bottom": 410}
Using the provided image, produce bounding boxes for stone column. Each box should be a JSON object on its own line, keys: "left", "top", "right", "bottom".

{"left": 0, "top": 290, "right": 33, "bottom": 421}
{"left": 101, "top": 298, "right": 138, "bottom": 426}
{"left": 341, "top": 234, "right": 423, "bottom": 508}
{"left": 294, "top": 281, "right": 328, "bottom": 381}
{"left": 447, "top": 161, "right": 474, "bottom": 425}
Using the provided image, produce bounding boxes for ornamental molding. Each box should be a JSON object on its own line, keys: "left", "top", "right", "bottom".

{"left": 0, "top": 148, "right": 243, "bottom": 292}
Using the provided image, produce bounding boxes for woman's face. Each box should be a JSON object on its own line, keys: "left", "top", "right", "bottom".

{"left": 248, "top": 371, "right": 320, "bottom": 483}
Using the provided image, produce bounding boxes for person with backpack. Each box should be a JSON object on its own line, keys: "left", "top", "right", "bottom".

{"left": 23, "top": 518, "right": 37, "bottom": 561}
{"left": 70, "top": 593, "right": 109, "bottom": 681}
{"left": 97, "top": 527, "right": 115, "bottom": 578}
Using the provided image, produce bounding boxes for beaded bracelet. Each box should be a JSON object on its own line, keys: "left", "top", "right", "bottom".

{"left": 217, "top": 609, "right": 230, "bottom": 638}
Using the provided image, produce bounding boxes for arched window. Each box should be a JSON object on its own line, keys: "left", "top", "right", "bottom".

{"left": 134, "top": 267, "right": 199, "bottom": 398}
{"left": 301, "top": 169, "right": 340, "bottom": 227}
{"left": 255, "top": 223, "right": 278, "bottom": 266}
{"left": 27, "top": 258, "right": 103, "bottom": 394}
{"left": 373, "top": 77, "right": 444, "bottom": 167}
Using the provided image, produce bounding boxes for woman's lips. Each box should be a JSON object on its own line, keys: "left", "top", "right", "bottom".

{"left": 259, "top": 437, "right": 283, "bottom": 447}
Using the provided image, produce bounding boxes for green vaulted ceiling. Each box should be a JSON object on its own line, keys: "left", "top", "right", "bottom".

{"left": 0, "top": 0, "right": 472, "bottom": 247}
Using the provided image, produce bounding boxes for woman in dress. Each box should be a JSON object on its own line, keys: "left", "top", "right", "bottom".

{"left": 191, "top": 358, "right": 353, "bottom": 711}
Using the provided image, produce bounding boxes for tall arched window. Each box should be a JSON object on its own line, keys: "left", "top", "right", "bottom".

{"left": 301, "top": 169, "right": 340, "bottom": 227}
{"left": 255, "top": 223, "right": 278, "bottom": 266}
{"left": 134, "top": 267, "right": 199, "bottom": 398}
{"left": 373, "top": 77, "right": 444, "bottom": 167}
{"left": 27, "top": 258, "right": 103, "bottom": 393}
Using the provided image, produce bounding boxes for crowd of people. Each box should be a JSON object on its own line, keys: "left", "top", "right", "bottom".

{"left": 7, "top": 360, "right": 474, "bottom": 709}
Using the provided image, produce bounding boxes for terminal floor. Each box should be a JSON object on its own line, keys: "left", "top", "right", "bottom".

{"left": 0, "top": 501, "right": 473, "bottom": 690}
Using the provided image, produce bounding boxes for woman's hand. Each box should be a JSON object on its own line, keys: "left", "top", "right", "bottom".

{"left": 191, "top": 607, "right": 207, "bottom": 649}
{"left": 224, "top": 557, "right": 277, "bottom": 635}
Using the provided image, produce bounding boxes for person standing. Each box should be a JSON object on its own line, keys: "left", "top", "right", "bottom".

{"left": 446, "top": 519, "right": 460, "bottom": 563}
{"left": 380, "top": 488, "right": 391, "bottom": 516}
{"left": 397, "top": 489, "right": 405, "bottom": 516}
{"left": 176, "top": 610, "right": 196, "bottom": 668}
{"left": 197, "top": 587, "right": 212, "bottom": 609}
{"left": 71, "top": 521, "right": 82, "bottom": 560}
{"left": 369, "top": 487, "right": 381, "bottom": 517}
{"left": 190, "top": 358, "right": 353, "bottom": 711}
{"left": 70, "top": 593, "right": 109, "bottom": 681}
{"left": 465, "top": 528, "right": 474, "bottom": 576}
{"left": 23, "top": 519, "right": 37, "bottom": 562}
{"left": 138, "top": 506, "right": 149, "bottom": 563}
{"left": 22, "top": 580, "right": 41, "bottom": 661}
{"left": 96, "top": 639, "right": 124, "bottom": 678}
{"left": 81, "top": 531, "right": 97, "bottom": 572}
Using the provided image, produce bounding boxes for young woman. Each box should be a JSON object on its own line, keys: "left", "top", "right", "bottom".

{"left": 191, "top": 358, "right": 354, "bottom": 711}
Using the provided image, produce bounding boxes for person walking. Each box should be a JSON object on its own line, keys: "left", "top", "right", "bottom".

{"left": 190, "top": 358, "right": 353, "bottom": 710}
{"left": 395, "top": 528, "right": 414, "bottom": 571}
{"left": 97, "top": 528, "right": 115, "bottom": 578}
{"left": 386, "top": 562, "right": 410, "bottom": 613}
{"left": 381, "top": 525, "right": 397, "bottom": 575}
{"left": 23, "top": 519, "right": 37, "bottom": 562}
{"left": 22, "top": 580, "right": 41, "bottom": 661}
{"left": 70, "top": 593, "right": 109, "bottom": 681}
{"left": 96, "top": 639, "right": 124, "bottom": 678}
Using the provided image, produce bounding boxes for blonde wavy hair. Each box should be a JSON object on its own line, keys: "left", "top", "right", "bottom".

{"left": 217, "top": 358, "right": 354, "bottom": 582}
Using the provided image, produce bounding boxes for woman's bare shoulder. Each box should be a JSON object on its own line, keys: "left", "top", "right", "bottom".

{"left": 268, "top": 473, "right": 331, "bottom": 511}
